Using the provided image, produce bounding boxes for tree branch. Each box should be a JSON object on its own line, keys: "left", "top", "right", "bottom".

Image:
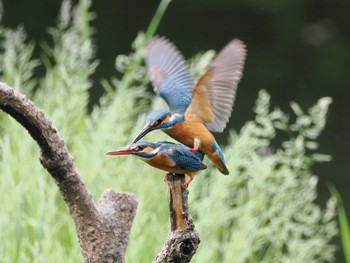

{"left": 0, "top": 82, "right": 202, "bottom": 262}
{"left": 153, "top": 173, "right": 200, "bottom": 263}
{"left": 0, "top": 82, "right": 138, "bottom": 263}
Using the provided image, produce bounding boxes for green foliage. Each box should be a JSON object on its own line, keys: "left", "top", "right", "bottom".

{"left": 190, "top": 91, "right": 336, "bottom": 263}
{"left": 0, "top": 0, "right": 337, "bottom": 262}
{"left": 330, "top": 187, "right": 350, "bottom": 263}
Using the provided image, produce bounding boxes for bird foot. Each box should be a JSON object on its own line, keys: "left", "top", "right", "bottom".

{"left": 188, "top": 138, "right": 200, "bottom": 153}
{"left": 182, "top": 177, "right": 193, "bottom": 189}
{"left": 164, "top": 173, "right": 193, "bottom": 188}
{"left": 163, "top": 173, "right": 169, "bottom": 183}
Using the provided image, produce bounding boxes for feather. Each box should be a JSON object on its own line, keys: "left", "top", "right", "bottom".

{"left": 185, "top": 39, "right": 247, "bottom": 132}
{"left": 164, "top": 145, "right": 206, "bottom": 171}
{"left": 146, "top": 36, "right": 194, "bottom": 114}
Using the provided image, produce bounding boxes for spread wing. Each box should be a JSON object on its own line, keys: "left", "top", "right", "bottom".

{"left": 146, "top": 36, "right": 194, "bottom": 114}
{"left": 185, "top": 39, "right": 247, "bottom": 132}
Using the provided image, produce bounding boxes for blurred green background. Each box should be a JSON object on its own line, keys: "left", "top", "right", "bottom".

{"left": 1, "top": 0, "right": 349, "bottom": 261}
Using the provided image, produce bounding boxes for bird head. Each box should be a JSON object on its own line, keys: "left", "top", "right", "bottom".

{"left": 132, "top": 109, "right": 181, "bottom": 143}
{"left": 106, "top": 141, "right": 160, "bottom": 160}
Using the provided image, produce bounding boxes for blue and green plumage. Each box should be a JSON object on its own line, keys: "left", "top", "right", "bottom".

{"left": 156, "top": 141, "right": 205, "bottom": 171}
{"left": 147, "top": 37, "right": 194, "bottom": 115}
{"left": 133, "top": 36, "right": 247, "bottom": 175}
{"left": 158, "top": 74, "right": 193, "bottom": 114}
{"left": 106, "top": 141, "right": 206, "bottom": 186}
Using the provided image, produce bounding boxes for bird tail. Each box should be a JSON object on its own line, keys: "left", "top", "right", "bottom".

{"left": 211, "top": 143, "right": 229, "bottom": 175}
{"left": 217, "top": 163, "right": 229, "bottom": 175}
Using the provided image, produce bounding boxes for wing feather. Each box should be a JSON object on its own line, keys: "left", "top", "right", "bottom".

{"left": 146, "top": 36, "right": 194, "bottom": 114}
{"left": 185, "top": 39, "right": 247, "bottom": 132}
{"left": 169, "top": 146, "right": 206, "bottom": 171}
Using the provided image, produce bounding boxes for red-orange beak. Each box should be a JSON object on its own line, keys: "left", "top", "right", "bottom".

{"left": 106, "top": 147, "right": 136, "bottom": 156}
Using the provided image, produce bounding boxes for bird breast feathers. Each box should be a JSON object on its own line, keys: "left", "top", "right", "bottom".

{"left": 148, "top": 151, "right": 176, "bottom": 168}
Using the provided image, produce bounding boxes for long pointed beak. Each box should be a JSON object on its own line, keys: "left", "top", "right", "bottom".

{"left": 106, "top": 147, "right": 136, "bottom": 156}
{"left": 132, "top": 123, "right": 155, "bottom": 143}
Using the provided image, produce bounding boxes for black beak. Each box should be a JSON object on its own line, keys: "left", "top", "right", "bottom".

{"left": 132, "top": 123, "right": 156, "bottom": 143}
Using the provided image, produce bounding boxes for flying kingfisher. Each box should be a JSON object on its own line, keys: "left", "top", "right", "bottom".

{"left": 132, "top": 36, "right": 246, "bottom": 175}
{"left": 106, "top": 141, "right": 207, "bottom": 188}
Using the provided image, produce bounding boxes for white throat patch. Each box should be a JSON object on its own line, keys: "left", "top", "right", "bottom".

{"left": 152, "top": 147, "right": 161, "bottom": 155}
{"left": 169, "top": 114, "right": 180, "bottom": 122}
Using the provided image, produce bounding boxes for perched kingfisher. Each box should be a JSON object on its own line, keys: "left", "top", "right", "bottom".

{"left": 106, "top": 141, "right": 207, "bottom": 187}
{"left": 132, "top": 36, "right": 246, "bottom": 175}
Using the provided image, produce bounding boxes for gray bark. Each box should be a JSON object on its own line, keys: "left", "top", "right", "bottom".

{"left": 0, "top": 82, "right": 137, "bottom": 263}
{"left": 0, "top": 82, "right": 199, "bottom": 263}
{"left": 153, "top": 174, "right": 200, "bottom": 263}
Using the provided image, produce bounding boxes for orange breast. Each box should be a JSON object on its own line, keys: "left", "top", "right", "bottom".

{"left": 164, "top": 119, "right": 215, "bottom": 150}
{"left": 145, "top": 153, "right": 198, "bottom": 177}
{"left": 164, "top": 118, "right": 228, "bottom": 174}
{"left": 146, "top": 153, "right": 175, "bottom": 171}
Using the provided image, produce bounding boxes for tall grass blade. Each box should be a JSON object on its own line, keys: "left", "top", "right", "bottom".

{"left": 119, "top": 0, "right": 171, "bottom": 90}
{"left": 330, "top": 186, "right": 350, "bottom": 263}
{"left": 145, "top": 0, "right": 172, "bottom": 38}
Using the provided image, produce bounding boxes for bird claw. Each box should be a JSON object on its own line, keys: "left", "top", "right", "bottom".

{"left": 182, "top": 177, "right": 193, "bottom": 189}
{"left": 163, "top": 173, "right": 169, "bottom": 183}
{"left": 164, "top": 174, "right": 193, "bottom": 188}
{"left": 188, "top": 138, "right": 200, "bottom": 153}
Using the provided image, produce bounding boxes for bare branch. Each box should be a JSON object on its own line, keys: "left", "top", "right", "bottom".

{"left": 0, "top": 82, "right": 138, "bottom": 263}
{"left": 154, "top": 174, "right": 200, "bottom": 263}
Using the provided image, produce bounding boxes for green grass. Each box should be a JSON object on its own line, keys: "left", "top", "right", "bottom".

{"left": 0, "top": 0, "right": 339, "bottom": 262}
{"left": 330, "top": 186, "right": 350, "bottom": 263}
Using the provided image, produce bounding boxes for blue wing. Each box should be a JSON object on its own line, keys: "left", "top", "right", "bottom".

{"left": 146, "top": 36, "right": 194, "bottom": 114}
{"left": 160, "top": 144, "right": 207, "bottom": 172}
{"left": 156, "top": 141, "right": 205, "bottom": 160}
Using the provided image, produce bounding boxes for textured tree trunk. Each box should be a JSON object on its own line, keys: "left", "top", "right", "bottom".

{"left": 0, "top": 82, "right": 137, "bottom": 262}
{"left": 153, "top": 174, "right": 200, "bottom": 263}
{"left": 0, "top": 82, "right": 199, "bottom": 262}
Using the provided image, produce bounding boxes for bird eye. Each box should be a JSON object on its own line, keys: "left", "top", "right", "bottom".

{"left": 135, "top": 145, "right": 145, "bottom": 151}
{"left": 152, "top": 119, "right": 162, "bottom": 126}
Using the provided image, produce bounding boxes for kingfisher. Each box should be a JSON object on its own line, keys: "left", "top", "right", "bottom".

{"left": 106, "top": 141, "right": 207, "bottom": 188}
{"left": 132, "top": 36, "right": 246, "bottom": 175}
